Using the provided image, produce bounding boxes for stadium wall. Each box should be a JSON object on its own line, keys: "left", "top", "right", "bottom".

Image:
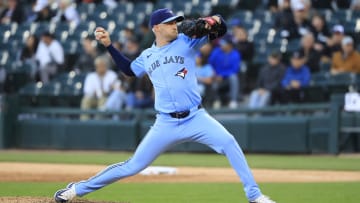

{"left": 1, "top": 94, "right": 360, "bottom": 154}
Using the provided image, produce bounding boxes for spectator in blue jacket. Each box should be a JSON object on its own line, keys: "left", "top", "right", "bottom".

{"left": 208, "top": 35, "right": 241, "bottom": 109}
{"left": 280, "top": 50, "right": 311, "bottom": 103}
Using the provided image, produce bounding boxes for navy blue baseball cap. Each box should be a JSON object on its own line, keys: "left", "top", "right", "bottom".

{"left": 149, "top": 8, "right": 184, "bottom": 27}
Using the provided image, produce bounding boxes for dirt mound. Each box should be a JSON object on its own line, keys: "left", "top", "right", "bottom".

{"left": 0, "top": 197, "right": 121, "bottom": 203}
{"left": 0, "top": 162, "right": 360, "bottom": 183}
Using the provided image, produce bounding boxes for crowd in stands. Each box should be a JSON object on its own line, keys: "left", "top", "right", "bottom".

{"left": 0, "top": 0, "right": 360, "bottom": 113}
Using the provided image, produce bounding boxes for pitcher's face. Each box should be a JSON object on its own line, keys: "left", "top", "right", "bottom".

{"left": 155, "top": 20, "right": 178, "bottom": 41}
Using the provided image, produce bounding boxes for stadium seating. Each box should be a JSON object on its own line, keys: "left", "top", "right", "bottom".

{"left": 0, "top": 1, "right": 358, "bottom": 106}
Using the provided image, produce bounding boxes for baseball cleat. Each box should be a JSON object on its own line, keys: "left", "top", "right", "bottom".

{"left": 54, "top": 182, "right": 77, "bottom": 203}
{"left": 249, "top": 194, "right": 276, "bottom": 203}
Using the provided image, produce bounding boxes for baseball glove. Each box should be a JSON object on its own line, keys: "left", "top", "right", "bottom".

{"left": 178, "top": 16, "right": 224, "bottom": 38}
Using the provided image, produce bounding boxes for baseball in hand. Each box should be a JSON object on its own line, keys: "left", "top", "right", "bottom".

{"left": 94, "top": 30, "right": 104, "bottom": 38}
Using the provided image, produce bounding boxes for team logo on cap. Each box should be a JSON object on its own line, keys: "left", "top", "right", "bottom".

{"left": 175, "top": 68, "right": 188, "bottom": 79}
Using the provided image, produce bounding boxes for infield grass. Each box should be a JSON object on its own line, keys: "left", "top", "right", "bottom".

{"left": 0, "top": 150, "right": 360, "bottom": 171}
{"left": 0, "top": 182, "right": 359, "bottom": 203}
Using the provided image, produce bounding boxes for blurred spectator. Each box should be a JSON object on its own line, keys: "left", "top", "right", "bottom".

{"left": 0, "top": 0, "right": 24, "bottom": 24}
{"left": 32, "top": 4, "right": 55, "bottom": 22}
{"left": 20, "top": 35, "right": 39, "bottom": 61}
{"left": 277, "top": 0, "right": 311, "bottom": 10}
{"left": 275, "top": 1, "right": 311, "bottom": 39}
{"left": 139, "top": 19, "right": 155, "bottom": 50}
{"left": 299, "top": 32, "right": 322, "bottom": 72}
{"left": 76, "top": 0, "right": 102, "bottom": 3}
{"left": 112, "top": 41, "right": 123, "bottom": 52}
{"left": 120, "top": 27, "right": 137, "bottom": 44}
{"left": 280, "top": 51, "right": 311, "bottom": 103}
{"left": 126, "top": 75, "right": 154, "bottom": 109}
{"left": 351, "top": 0, "right": 360, "bottom": 10}
{"left": 74, "top": 36, "right": 99, "bottom": 73}
{"left": 309, "top": 13, "right": 330, "bottom": 47}
{"left": 195, "top": 43, "right": 215, "bottom": 107}
{"left": 35, "top": 32, "right": 64, "bottom": 83}
{"left": 267, "top": 0, "right": 311, "bottom": 12}
{"left": 209, "top": 35, "right": 241, "bottom": 109}
{"left": 292, "top": 2, "right": 311, "bottom": 38}
{"left": 34, "top": 0, "right": 49, "bottom": 10}
{"left": 104, "top": 81, "right": 127, "bottom": 112}
{"left": 52, "top": 0, "right": 80, "bottom": 26}
{"left": 311, "top": 0, "right": 333, "bottom": 9}
{"left": 266, "top": 0, "right": 279, "bottom": 12}
{"left": 20, "top": 35, "right": 39, "bottom": 79}
{"left": 323, "top": 25, "right": 345, "bottom": 61}
{"left": 77, "top": 0, "right": 117, "bottom": 8}
{"left": 103, "top": 0, "right": 117, "bottom": 8}
{"left": 118, "top": 34, "right": 153, "bottom": 110}
{"left": 81, "top": 55, "right": 118, "bottom": 119}
{"left": 335, "top": 0, "right": 351, "bottom": 9}
{"left": 0, "top": 1, "right": 5, "bottom": 14}
{"left": 274, "top": 0, "right": 297, "bottom": 38}
{"left": 248, "top": 51, "right": 285, "bottom": 108}
{"left": 331, "top": 36, "right": 360, "bottom": 75}
{"left": 231, "top": 21, "right": 255, "bottom": 65}
{"left": 123, "top": 37, "right": 141, "bottom": 61}
{"left": 312, "top": 0, "right": 351, "bottom": 9}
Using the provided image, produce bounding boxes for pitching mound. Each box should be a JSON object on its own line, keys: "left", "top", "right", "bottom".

{"left": 0, "top": 197, "right": 120, "bottom": 203}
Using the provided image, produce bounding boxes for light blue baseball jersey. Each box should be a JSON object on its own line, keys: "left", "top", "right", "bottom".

{"left": 131, "top": 34, "right": 209, "bottom": 113}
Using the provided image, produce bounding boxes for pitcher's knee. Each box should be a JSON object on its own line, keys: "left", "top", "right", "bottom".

{"left": 213, "top": 134, "right": 238, "bottom": 154}
{"left": 222, "top": 134, "right": 237, "bottom": 148}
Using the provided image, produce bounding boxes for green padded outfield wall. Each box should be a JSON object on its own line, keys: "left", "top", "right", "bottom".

{"left": 247, "top": 116, "right": 309, "bottom": 153}
{"left": 16, "top": 119, "right": 138, "bottom": 150}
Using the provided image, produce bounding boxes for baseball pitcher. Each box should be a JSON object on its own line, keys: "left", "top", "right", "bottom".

{"left": 54, "top": 8, "right": 276, "bottom": 203}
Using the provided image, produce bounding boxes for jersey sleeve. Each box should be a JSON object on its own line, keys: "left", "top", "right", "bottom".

{"left": 180, "top": 34, "right": 209, "bottom": 51}
{"left": 130, "top": 54, "right": 146, "bottom": 77}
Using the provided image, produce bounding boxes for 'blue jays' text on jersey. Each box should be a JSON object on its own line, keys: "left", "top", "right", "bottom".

{"left": 131, "top": 34, "right": 209, "bottom": 113}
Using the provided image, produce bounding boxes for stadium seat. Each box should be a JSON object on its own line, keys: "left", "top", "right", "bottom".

{"left": 333, "top": 9, "right": 353, "bottom": 23}
{"left": 317, "top": 9, "right": 333, "bottom": 23}
{"left": 229, "top": 10, "right": 254, "bottom": 24}
{"left": 155, "top": 0, "right": 174, "bottom": 10}
{"left": 310, "top": 72, "right": 328, "bottom": 86}
{"left": 134, "top": 2, "right": 154, "bottom": 16}
{"left": 328, "top": 73, "right": 355, "bottom": 86}
{"left": 254, "top": 9, "right": 273, "bottom": 24}
{"left": 126, "top": 13, "right": 146, "bottom": 26}
{"left": 327, "top": 73, "right": 355, "bottom": 94}
{"left": 36, "top": 82, "right": 62, "bottom": 106}
{"left": 216, "top": 0, "right": 238, "bottom": 7}
{"left": 30, "top": 22, "right": 50, "bottom": 36}
{"left": 353, "top": 11, "right": 360, "bottom": 18}
{"left": 286, "top": 39, "right": 300, "bottom": 53}
{"left": 54, "top": 71, "right": 78, "bottom": 85}
{"left": 191, "top": 3, "right": 212, "bottom": 17}
{"left": 344, "top": 20, "right": 359, "bottom": 33}
{"left": 355, "top": 74, "right": 360, "bottom": 89}
{"left": 62, "top": 40, "right": 80, "bottom": 54}
{"left": 303, "top": 86, "right": 329, "bottom": 103}
{"left": 18, "top": 84, "right": 39, "bottom": 106}
{"left": 112, "top": 2, "right": 134, "bottom": 15}
{"left": 0, "top": 51, "right": 10, "bottom": 67}
{"left": 319, "top": 62, "right": 331, "bottom": 72}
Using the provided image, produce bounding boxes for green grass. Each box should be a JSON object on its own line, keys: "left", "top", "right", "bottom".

{"left": 0, "top": 150, "right": 360, "bottom": 171}
{"left": 0, "top": 182, "right": 359, "bottom": 203}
